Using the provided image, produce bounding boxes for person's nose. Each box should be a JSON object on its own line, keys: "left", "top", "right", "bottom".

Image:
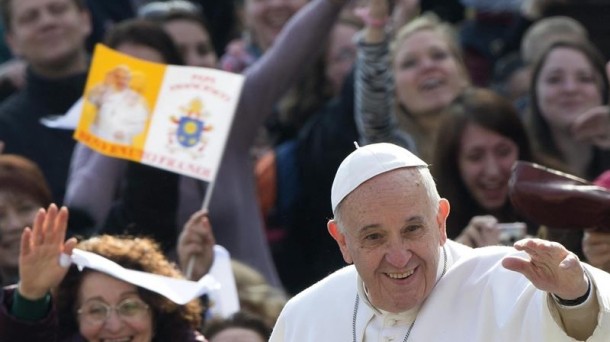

{"left": 384, "top": 240, "right": 412, "bottom": 268}
{"left": 483, "top": 155, "right": 501, "bottom": 177}
{"left": 419, "top": 56, "right": 437, "bottom": 72}
{"left": 561, "top": 76, "right": 579, "bottom": 93}
{"left": 37, "top": 9, "right": 61, "bottom": 28}
{"left": 103, "top": 310, "right": 125, "bottom": 333}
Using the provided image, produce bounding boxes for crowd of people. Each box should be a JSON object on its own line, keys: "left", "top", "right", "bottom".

{"left": 0, "top": 0, "right": 610, "bottom": 340}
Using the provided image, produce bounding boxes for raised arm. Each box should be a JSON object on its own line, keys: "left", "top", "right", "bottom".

{"left": 18, "top": 204, "right": 77, "bottom": 300}
{"left": 354, "top": 0, "right": 417, "bottom": 150}
{"left": 233, "top": 0, "right": 350, "bottom": 151}
{"left": 502, "top": 238, "right": 599, "bottom": 340}
{"left": 177, "top": 209, "right": 215, "bottom": 280}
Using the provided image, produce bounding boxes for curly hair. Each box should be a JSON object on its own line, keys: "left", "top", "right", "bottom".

{"left": 54, "top": 235, "right": 202, "bottom": 341}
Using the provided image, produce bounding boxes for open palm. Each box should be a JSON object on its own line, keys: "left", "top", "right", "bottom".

{"left": 18, "top": 205, "right": 77, "bottom": 300}
{"left": 502, "top": 238, "right": 589, "bottom": 300}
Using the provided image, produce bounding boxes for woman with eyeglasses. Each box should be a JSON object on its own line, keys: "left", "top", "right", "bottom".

{"left": 0, "top": 204, "right": 206, "bottom": 342}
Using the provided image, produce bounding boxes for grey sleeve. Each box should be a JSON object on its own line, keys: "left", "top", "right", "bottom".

{"left": 64, "top": 143, "right": 127, "bottom": 228}
{"left": 354, "top": 34, "right": 417, "bottom": 152}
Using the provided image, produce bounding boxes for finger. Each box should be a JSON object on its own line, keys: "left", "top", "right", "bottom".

{"left": 513, "top": 238, "right": 550, "bottom": 252}
{"left": 52, "top": 206, "right": 69, "bottom": 244}
{"left": 32, "top": 208, "right": 46, "bottom": 246}
{"left": 188, "top": 209, "right": 208, "bottom": 224}
{"left": 183, "top": 244, "right": 204, "bottom": 257}
{"left": 513, "top": 239, "right": 560, "bottom": 261}
{"left": 465, "top": 225, "right": 484, "bottom": 247}
{"left": 558, "top": 254, "right": 580, "bottom": 270}
{"left": 63, "top": 237, "right": 78, "bottom": 255}
{"left": 502, "top": 255, "right": 530, "bottom": 274}
{"left": 41, "top": 204, "right": 59, "bottom": 245}
{"left": 20, "top": 227, "right": 32, "bottom": 257}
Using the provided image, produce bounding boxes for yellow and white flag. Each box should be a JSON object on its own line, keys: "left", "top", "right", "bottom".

{"left": 75, "top": 44, "right": 244, "bottom": 181}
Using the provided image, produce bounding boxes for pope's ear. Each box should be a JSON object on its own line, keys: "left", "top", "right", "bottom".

{"left": 328, "top": 219, "right": 353, "bottom": 264}
{"left": 437, "top": 198, "right": 450, "bottom": 245}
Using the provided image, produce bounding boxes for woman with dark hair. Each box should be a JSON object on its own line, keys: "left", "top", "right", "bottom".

{"left": 528, "top": 39, "right": 610, "bottom": 180}
{"left": 431, "top": 87, "right": 537, "bottom": 247}
{"left": 0, "top": 205, "right": 205, "bottom": 341}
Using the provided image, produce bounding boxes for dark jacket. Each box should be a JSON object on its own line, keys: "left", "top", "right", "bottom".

{"left": 0, "top": 69, "right": 86, "bottom": 204}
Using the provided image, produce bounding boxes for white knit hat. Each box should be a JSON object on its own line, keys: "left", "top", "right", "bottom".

{"left": 331, "top": 143, "right": 428, "bottom": 212}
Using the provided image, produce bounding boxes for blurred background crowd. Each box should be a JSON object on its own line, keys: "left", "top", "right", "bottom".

{"left": 1, "top": 0, "right": 610, "bottom": 339}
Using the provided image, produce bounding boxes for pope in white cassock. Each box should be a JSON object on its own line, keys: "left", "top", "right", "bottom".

{"left": 270, "top": 143, "right": 610, "bottom": 342}
{"left": 88, "top": 65, "right": 149, "bottom": 145}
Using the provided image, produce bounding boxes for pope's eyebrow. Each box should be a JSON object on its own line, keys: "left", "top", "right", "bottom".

{"left": 357, "top": 215, "right": 426, "bottom": 233}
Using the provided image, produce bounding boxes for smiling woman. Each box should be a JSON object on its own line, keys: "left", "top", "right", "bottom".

{"left": 431, "top": 87, "right": 538, "bottom": 247}
{"left": 355, "top": 5, "right": 470, "bottom": 162}
{"left": 528, "top": 40, "right": 610, "bottom": 180}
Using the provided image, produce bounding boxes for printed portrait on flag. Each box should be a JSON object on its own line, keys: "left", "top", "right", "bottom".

{"left": 87, "top": 65, "right": 150, "bottom": 145}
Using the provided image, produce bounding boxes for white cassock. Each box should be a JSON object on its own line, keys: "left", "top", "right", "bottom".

{"left": 270, "top": 240, "right": 610, "bottom": 342}
{"left": 90, "top": 89, "right": 149, "bottom": 145}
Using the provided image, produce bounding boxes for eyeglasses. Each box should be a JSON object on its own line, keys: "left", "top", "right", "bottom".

{"left": 77, "top": 298, "right": 150, "bottom": 326}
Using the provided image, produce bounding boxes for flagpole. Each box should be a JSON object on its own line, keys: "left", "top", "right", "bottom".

{"left": 186, "top": 178, "right": 216, "bottom": 279}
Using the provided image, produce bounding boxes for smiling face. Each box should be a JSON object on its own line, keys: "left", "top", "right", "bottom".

{"left": 78, "top": 272, "right": 153, "bottom": 342}
{"left": 244, "top": 0, "right": 307, "bottom": 51}
{"left": 458, "top": 123, "right": 519, "bottom": 211}
{"left": 535, "top": 47, "right": 603, "bottom": 132}
{"left": 329, "top": 169, "right": 449, "bottom": 313}
{"left": 393, "top": 29, "right": 467, "bottom": 116}
{"left": 5, "top": 0, "right": 90, "bottom": 77}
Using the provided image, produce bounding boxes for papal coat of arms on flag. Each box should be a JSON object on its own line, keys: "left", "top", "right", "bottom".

{"left": 169, "top": 97, "right": 214, "bottom": 157}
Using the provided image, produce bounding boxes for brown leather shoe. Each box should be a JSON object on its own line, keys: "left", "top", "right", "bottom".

{"left": 509, "top": 161, "right": 610, "bottom": 231}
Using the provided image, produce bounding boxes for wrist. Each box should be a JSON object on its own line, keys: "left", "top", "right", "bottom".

{"left": 553, "top": 274, "right": 592, "bottom": 306}
{"left": 17, "top": 282, "right": 49, "bottom": 301}
{"left": 355, "top": 7, "right": 389, "bottom": 29}
{"left": 11, "top": 289, "right": 51, "bottom": 321}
